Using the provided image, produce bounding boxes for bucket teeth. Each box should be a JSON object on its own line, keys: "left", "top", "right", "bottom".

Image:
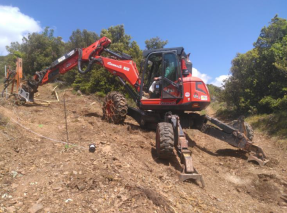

{"left": 247, "top": 153, "right": 269, "bottom": 166}
{"left": 179, "top": 172, "right": 205, "bottom": 188}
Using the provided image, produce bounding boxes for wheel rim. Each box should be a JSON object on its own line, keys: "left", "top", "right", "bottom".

{"left": 105, "top": 100, "right": 114, "bottom": 119}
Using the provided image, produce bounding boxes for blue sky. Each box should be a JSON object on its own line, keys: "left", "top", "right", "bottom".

{"left": 0, "top": 0, "right": 286, "bottom": 86}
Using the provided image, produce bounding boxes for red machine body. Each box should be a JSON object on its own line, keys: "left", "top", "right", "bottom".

{"left": 28, "top": 36, "right": 210, "bottom": 113}
{"left": 140, "top": 76, "right": 210, "bottom": 111}
{"left": 36, "top": 37, "right": 140, "bottom": 89}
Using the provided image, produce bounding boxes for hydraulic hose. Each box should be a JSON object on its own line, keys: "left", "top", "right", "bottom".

{"left": 77, "top": 49, "right": 94, "bottom": 74}
{"left": 77, "top": 48, "right": 104, "bottom": 74}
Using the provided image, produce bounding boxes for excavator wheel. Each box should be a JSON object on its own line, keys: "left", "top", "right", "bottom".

{"left": 156, "top": 122, "right": 174, "bottom": 159}
{"left": 230, "top": 120, "right": 254, "bottom": 141}
{"left": 102, "top": 91, "right": 128, "bottom": 124}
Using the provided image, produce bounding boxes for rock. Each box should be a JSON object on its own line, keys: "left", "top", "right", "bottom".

{"left": 279, "top": 201, "right": 287, "bottom": 206}
{"left": 73, "top": 171, "right": 78, "bottom": 175}
{"left": 44, "top": 208, "right": 51, "bottom": 212}
{"left": 115, "top": 162, "right": 122, "bottom": 168}
{"left": 28, "top": 203, "right": 43, "bottom": 213}
{"left": 97, "top": 198, "right": 104, "bottom": 203}
{"left": 15, "top": 202, "right": 23, "bottom": 208}
{"left": 11, "top": 183, "right": 19, "bottom": 189}
{"left": 53, "top": 186, "right": 62, "bottom": 191}
{"left": 77, "top": 184, "right": 85, "bottom": 191}
{"left": 65, "top": 199, "right": 73, "bottom": 203}
{"left": 6, "top": 206, "right": 16, "bottom": 213}
{"left": 11, "top": 171, "right": 18, "bottom": 178}
{"left": 7, "top": 200, "right": 17, "bottom": 205}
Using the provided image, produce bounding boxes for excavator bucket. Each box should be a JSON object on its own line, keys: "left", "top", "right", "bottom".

{"left": 178, "top": 149, "right": 205, "bottom": 187}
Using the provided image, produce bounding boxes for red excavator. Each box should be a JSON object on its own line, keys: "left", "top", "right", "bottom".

{"left": 11, "top": 36, "right": 268, "bottom": 187}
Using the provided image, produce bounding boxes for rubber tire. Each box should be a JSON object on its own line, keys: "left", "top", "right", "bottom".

{"left": 230, "top": 120, "right": 254, "bottom": 141}
{"left": 102, "top": 91, "right": 128, "bottom": 124}
{"left": 156, "top": 122, "right": 174, "bottom": 159}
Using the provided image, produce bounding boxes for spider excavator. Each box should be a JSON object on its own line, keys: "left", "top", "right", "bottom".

{"left": 8, "top": 36, "right": 269, "bottom": 187}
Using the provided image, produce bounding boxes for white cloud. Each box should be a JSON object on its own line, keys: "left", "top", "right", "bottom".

{"left": 192, "top": 67, "right": 211, "bottom": 84}
{"left": 0, "top": 5, "right": 41, "bottom": 55}
{"left": 210, "top": 74, "right": 230, "bottom": 87}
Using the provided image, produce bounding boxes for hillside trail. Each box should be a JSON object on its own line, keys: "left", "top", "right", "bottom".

{"left": 0, "top": 84, "right": 286, "bottom": 213}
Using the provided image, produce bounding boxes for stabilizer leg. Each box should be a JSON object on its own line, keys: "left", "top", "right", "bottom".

{"left": 166, "top": 113, "right": 204, "bottom": 187}
{"left": 202, "top": 116, "right": 269, "bottom": 166}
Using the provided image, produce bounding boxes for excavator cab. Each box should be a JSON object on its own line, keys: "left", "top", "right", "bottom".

{"left": 138, "top": 47, "right": 210, "bottom": 112}
{"left": 141, "top": 49, "right": 183, "bottom": 100}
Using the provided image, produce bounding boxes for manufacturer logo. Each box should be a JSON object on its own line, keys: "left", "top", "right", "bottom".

{"left": 58, "top": 56, "right": 65, "bottom": 63}
{"left": 107, "top": 62, "right": 122, "bottom": 69}
{"left": 160, "top": 102, "right": 176, "bottom": 105}
{"left": 123, "top": 66, "right": 130, "bottom": 71}
{"left": 67, "top": 50, "right": 75, "bottom": 57}
{"left": 201, "top": 95, "right": 208, "bottom": 100}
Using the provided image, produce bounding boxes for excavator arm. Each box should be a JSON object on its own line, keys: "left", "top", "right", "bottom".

{"left": 19, "top": 36, "right": 141, "bottom": 102}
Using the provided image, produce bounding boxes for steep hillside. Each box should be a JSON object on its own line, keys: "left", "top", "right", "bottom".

{"left": 0, "top": 84, "right": 286, "bottom": 213}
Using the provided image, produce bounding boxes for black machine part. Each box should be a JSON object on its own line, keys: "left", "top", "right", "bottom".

{"left": 164, "top": 112, "right": 205, "bottom": 187}
{"left": 201, "top": 115, "right": 268, "bottom": 166}
{"left": 128, "top": 107, "right": 268, "bottom": 166}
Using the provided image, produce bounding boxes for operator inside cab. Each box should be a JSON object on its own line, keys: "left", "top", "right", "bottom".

{"left": 164, "top": 55, "right": 176, "bottom": 80}
{"left": 148, "top": 53, "right": 177, "bottom": 97}
{"left": 142, "top": 49, "right": 184, "bottom": 100}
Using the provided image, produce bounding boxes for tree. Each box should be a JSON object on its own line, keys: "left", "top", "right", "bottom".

{"left": 254, "top": 15, "right": 287, "bottom": 49}
{"left": 72, "top": 25, "right": 142, "bottom": 95}
{"left": 65, "top": 29, "right": 99, "bottom": 50}
{"left": 145, "top": 36, "right": 168, "bottom": 50}
{"left": 5, "top": 27, "right": 65, "bottom": 77}
{"left": 222, "top": 15, "right": 287, "bottom": 114}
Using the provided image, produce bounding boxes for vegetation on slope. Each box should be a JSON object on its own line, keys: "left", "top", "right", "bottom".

{"left": 221, "top": 15, "right": 287, "bottom": 114}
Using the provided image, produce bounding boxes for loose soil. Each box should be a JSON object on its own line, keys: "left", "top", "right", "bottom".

{"left": 0, "top": 84, "right": 286, "bottom": 213}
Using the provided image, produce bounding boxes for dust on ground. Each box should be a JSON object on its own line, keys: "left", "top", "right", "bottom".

{"left": 0, "top": 84, "right": 286, "bottom": 213}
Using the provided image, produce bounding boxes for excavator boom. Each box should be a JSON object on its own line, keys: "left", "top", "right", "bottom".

{"left": 20, "top": 36, "right": 140, "bottom": 102}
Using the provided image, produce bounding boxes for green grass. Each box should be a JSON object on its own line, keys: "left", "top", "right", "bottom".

{"left": 209, "top": 101, "right": 287, "bottom": 150}
{"left": 211, "top": 102, "right": 241, "bottom": 120}
{"left": 246, "top": 111, "right": 287, "bottom": 138}
{"left": 210, "top": 101, "right": 226, "bottom": 112}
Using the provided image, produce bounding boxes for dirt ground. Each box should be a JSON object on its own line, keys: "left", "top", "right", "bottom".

{"left": 0, "top": 84, "right": 287, "bottom": 213}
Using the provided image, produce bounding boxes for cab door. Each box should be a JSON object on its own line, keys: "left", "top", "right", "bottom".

{"left": 161, "top": 52, "right": 183, "bottom": 99}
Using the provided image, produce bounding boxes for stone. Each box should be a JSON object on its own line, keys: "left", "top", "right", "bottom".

{"left": 28, "top": 203, "right": 43, "bottom": 213}
{"left": 6, "top": 206, "right": 16, "bottom": 213}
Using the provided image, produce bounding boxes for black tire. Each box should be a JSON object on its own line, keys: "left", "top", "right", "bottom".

{"left": 156, "top": 122, "right": 174, "bottom": 159}
{"left": 102, "top": 91, "right": 128, "bottom": 124}
{"left": 229, "top": 120, "right": 254, "bottom": 141}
